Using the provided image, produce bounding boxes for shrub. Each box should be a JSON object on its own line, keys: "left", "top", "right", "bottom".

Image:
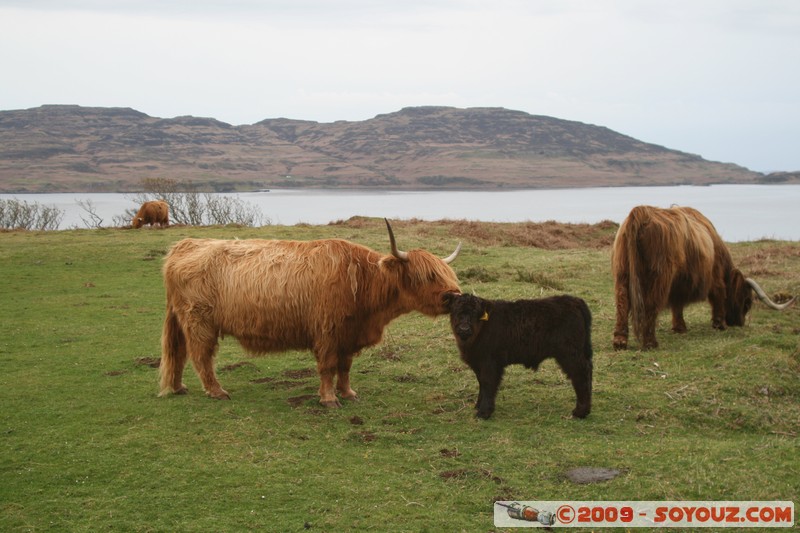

{"left": 0, "top": 198, "right": 63, "bottom": 230}
{"left": 120, "top": 177, "right": 268, "bottom": 227}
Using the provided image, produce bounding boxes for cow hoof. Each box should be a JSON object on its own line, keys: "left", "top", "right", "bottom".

{"left": 337, "top": 389, "right": 359, "bottom": 401}
{"left": 208, "top": 390, "right": 231, "bottom": 400}
{"left": 612, "top": 340, "right": 627, "bottom": 351}
{"left": 320, "top": 398, "right": 342, "bottom": 408}
{"left": 572, "top": 407, "right": 590, "bottom": 419}
{"left": 475, "top": 410, "right": 493, "bottom": 420}
{"left": 174, "top": 386, "right": 188, "bottom": 395}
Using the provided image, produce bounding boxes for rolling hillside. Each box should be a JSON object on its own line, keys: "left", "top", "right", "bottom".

{"left": 0, "top": 105, "right": 785, "bottom": 193}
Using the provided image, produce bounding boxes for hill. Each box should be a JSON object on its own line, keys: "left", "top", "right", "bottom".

{"left": 0, "top": 104, "right": 786, "bottom": 192}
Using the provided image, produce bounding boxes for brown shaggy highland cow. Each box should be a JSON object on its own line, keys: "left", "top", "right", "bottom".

{"left": 612, "top": 205, "right": 794, "bottom": 350}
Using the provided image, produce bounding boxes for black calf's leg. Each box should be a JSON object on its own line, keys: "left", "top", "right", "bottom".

{"left": 469, "top": 366, "right": 483, "bottom": 409}
{"left": 475, "top": 362, "right": 504, "bottom": 420}
{"left": 557, "top": 356, "right": 592, "bottom": 419}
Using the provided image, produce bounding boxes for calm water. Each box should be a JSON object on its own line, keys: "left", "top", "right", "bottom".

{"left": 3, "top": 184, "right": 799, "bottom": 242}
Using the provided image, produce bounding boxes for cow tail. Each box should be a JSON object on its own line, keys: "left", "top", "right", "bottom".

{"left": 625, "top": 212, "right": 647, "bottom": 343}
{"left": 159, "top": 307, "right": 186, "bottom": 396}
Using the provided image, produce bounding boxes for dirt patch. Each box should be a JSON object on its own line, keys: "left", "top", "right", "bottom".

{"left": 219, "top": 361, "right": 256, "bottom": 372}
{"left": 375, "top": 345, "right": 402, "bottom": 361}
{"left": 355, "top": 430, "right": 377, "bottom": 443}
{"left": 439, "top": 448, "right": 461, "bottom": 458}
{"left": 287, "top": 394, "right": 317, "bottom": 408}
{"left": 272, "top": 380, "right": 305, "bottom": 389}
{"left": 135, "top": 357, "right": 160, "bottom": 368}
{"left": 250, "top": 375, "right": 305, "bottom": 388}
{"left": 349, "top": 416, "right": 364, "bottom": 425}
{"left": 104, "top": 370, "right": 127, "bottom": 376}
{"left": 440, "top": 468, "right": 503, "bottom": 484}
{"left": 394, "top": 374, "right": 419, "bottom": 383}
{"left": 565, "top": 467, "right": 621, "bottom": 484}
{"left": 492, "top": 486, "right": 519, "bottom": 504}
{"left": 282, "top": 368, "right": 316, "bottom": 379}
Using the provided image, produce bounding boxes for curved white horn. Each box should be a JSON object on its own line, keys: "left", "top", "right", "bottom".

{"left": 745, "top": 278, "right": 795, "bottom": 311}
{"left": 384, "top": 218, "right": 409, "bottom": 262}
{"left": 442, "top": 242, "right": 462, "bottom": 264}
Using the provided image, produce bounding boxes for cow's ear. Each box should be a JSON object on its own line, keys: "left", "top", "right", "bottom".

{"left": 479, "top": 301, "right": 492, "bottom": 321}
{"left": 442, "top": 292, "right": 457, "bottom": 310}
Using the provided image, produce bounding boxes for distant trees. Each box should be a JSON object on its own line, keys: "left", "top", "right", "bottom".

{"left": 118, "top": 178, "right": 267, "bottom": 227}
{"left": 3, "top": 178, "right": 267, "bottom": 230}
{"left": 0, "top": 198, "right": 63, "bottom": 230}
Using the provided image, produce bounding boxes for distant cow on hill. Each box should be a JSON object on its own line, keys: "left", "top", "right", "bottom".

{"left": 159, "top": 219, "right": 461, "bottom": 407}
{"left": 446, "top": 293, "right": 593, "bottom": 420}
{"left": 132, "top": 200, "right": 169, "bottom": 228}
{"left": 612, "top": 205, "right": 794, "bottom": 350}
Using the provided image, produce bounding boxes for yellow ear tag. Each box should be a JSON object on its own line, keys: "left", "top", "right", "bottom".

{"left": 480, "top": 311, "right": 489, "bottom": 322}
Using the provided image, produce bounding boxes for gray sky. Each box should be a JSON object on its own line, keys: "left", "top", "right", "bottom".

{"left": 1, "top": 0, "right": 799, "bottom": 172}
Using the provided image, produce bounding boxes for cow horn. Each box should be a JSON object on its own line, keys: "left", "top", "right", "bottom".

{"left": 745, "top": 278, "right": 796, "bottom": 310}
{"left": 385, "top": 218, "right": 409, "bottom": 262}
{"left": 442, "top": 241, "right": 461, "bottom": 264}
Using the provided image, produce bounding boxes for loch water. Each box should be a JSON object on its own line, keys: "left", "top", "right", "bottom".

{"left": 3, "top": 184, "right": 799, "bottom": 242}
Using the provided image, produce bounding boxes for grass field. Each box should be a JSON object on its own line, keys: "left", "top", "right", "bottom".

{"left": 1, "top": 218, "right": 798, "bottom": 532}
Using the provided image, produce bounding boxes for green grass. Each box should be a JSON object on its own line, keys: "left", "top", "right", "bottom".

{"left": 1, "top": 220, "right": 798, "bottom": 532}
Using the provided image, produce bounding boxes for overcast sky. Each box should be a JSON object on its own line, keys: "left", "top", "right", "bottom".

{"left": 1, "top": 0, "right": 798, "bottom": 172}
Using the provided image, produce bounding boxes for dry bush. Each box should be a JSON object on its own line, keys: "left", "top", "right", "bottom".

{"left": 332, "top": 216, "right": 619, "bottom": 250}
{"left": 120, "top": 177, "right": 266, "bottom": 227}
{"left": 0, "top": 198, "right": 63, "bottom": 230}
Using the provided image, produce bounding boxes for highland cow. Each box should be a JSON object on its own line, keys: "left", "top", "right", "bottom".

{"left": 612, "top": 205, "right": 794, "bottom": 350}
{"left": 160, "top": 219, "right": 461, "bottom": 407}
{"left": 446, "top": 293, "right": 593, "bottom": 419}
{"left": 132, "top": 200, "right": 169, "bottom": 228}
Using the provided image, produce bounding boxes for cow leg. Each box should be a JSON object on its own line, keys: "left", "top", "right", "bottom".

{"left": 315, "top": 351, "right": 341, "bottom": 408}
{"left": 613, "top": 273, "right": 630, "bottom": 350}
{"left": 558, "top": 355, "right": 592, "bottom": 419}
{"left": 640, "top": 311, "right": 659, "bottom": 350}
{"left": 475, "top": 362, "right": 504, "bottom": 420}
{"left": 708, "top": 290, "right": 727, "bottom": 330}
{"left": 469, "top": 366, "right": 483, "bottom": 409}
{"left": 186, "top": 335, "right": 229, "bottom": 400}
{"left": 336, "top": 352, "right": 359, "bottom": 401}
{"left": 671, "top": 304, "right": 688, "bottom": 333}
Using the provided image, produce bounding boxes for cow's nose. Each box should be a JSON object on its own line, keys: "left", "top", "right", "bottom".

{"left": 456, "top": 324, "right": 472, "bottom": 338}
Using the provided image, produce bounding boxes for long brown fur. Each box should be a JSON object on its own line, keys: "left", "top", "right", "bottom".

{"left": 132, "top": 200, "right": 169, "bottom": 228}
{"left": 159, "top": 234, "right": 460, "bottom": 405}
{"left": 612, "top": 205, "right": 747, "bottom": 350}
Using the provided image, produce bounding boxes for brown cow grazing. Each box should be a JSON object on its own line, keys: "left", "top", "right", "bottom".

{"left": 159, "top": 219, "right": 461, "bottom": 406}
{"left": 132, "top": 200, "right": 169, "bottom": 228}
{"left": 446, "top": 293, "right": 593, "bottom": 420}
{"left": 612, "top": 205, "right": 794, "bottom": 350}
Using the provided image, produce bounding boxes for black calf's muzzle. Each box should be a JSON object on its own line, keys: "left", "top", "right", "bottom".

{"left": 456, "top": 323, "right": 473, "bottom": 340}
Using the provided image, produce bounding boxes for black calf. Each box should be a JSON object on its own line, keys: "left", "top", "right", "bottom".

{"left": 445, "top": 293, "right": 593, "bottom": 419}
